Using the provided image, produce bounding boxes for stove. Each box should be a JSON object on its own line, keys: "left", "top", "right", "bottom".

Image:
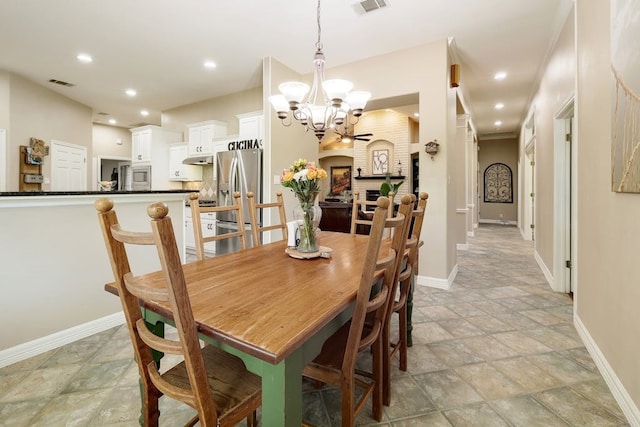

{"left": 185, "top": 199, "right": 217, "bottom": 207}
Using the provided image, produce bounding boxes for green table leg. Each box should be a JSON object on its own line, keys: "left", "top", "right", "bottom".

{"left": 406, "top": 274, "right": 415, "bottom": 347}
{"left": 259, "top": 354, "right": 304, "bottom": 427}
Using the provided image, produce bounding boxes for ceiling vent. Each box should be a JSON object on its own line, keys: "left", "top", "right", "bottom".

{"left": 359, "top": 0, "right": 387, "bottom": 13}
{"left": 97, "top": 112, "right": 109, "bottom": 116}
{"left": 48, "top": 79, "right": 75, "bottom": 87}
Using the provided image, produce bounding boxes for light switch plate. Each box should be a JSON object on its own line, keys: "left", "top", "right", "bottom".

{"left": 273, "top": 175, "right": 281, "bottom": 184}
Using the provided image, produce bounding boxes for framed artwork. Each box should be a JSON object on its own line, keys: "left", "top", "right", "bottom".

{"left": 372, "top": 149, "right": 389, "bottom": 175}
{"left": 330, "top": 166, "right": 352, "bottom": 195}
{"left": 484, "top": 163, "right": 513, "bottom": 203}
{"left": 611, "top": 0, "right": 640, "bottom": 193}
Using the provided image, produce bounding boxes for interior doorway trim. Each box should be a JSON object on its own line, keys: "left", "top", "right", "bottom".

{"left": 553, "top": 95, "right": 575, "bottom": 293}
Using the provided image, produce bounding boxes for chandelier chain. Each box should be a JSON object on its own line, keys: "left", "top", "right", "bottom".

{"left": 315, "top": 0, "right": 322, "bottom": 51}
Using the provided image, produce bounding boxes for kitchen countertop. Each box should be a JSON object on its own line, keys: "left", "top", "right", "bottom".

{"left": 0, "top": 190, "right": 192, "bottom": 197}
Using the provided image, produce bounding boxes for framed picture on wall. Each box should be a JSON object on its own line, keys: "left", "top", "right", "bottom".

{"left": 330, "top": 166, "right": 352, "bottom": 195}
{"left": 372, "top": 149, "right": 389, "bottom": 175}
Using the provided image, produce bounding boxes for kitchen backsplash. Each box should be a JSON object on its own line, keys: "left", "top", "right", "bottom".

{"left": 182, "top": 165, "right": 216, "bottom": 200}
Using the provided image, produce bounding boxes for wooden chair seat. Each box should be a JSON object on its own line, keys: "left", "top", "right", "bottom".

{"left": 161, "top": 345, "right": 261, "bottom": 424}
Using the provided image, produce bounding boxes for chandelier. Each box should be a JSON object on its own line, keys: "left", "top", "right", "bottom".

{"left": 268, "top": 0, "right": 371, "bottom": 141}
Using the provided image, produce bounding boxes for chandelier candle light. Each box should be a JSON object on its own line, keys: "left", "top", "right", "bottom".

{"left": 281, "top": 159, "right": 327, "bottom": 253}
{"left": 269, "top": 0, "right": 371, "bottom": 141}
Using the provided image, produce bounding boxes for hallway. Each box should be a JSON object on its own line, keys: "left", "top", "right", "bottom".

{"left": 0, "top": 225, "right": 629, "bottom": 426}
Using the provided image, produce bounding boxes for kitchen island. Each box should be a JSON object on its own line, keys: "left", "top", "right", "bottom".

{"left": 0, "top": 190, "right": 190, "bottom": 367}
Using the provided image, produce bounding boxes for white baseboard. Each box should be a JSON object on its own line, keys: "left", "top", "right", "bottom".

{"left": 478, "top": 219, "right": 517, "bottom": 225}
{"left": 0, "top": 312, "right": 125, "bottom": 369}
{"left": 416, "top": 263, "right": 458, "bottom": 290}
{"left": 574, "top": 315, "right": 640, "bottom": 426}
{"left": 534, "top": 250, "right": 554, "bottom": 288}
{"left": 457, "top": 243, "right": 469, "bottom": 251}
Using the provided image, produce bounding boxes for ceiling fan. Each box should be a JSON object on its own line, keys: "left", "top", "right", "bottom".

{"left": 330, "top": 129, "right": 373, "bottom": 144}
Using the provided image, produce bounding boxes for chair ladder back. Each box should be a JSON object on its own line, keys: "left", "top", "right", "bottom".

{"left": 345, "top": 195, "right": 413, "bottom": 371}
{"left": 383, "top": 192, "right": 429, "bottom": 406}
{"left": 247, "top": 191, "right": 288, "bottom": 246}
{"left": 190, "top": 192, "right": 247, "bottom": 260}
{"left": 96, "top": 200, "right": 157, "bottom": 414}
{"left": 350, "top": 191, "right": 395, "bottom": 235}
{"left": 150, "top": 205, "right": 219, "bottom": 419}
{"left": 96, "top": 199, "right": 219, "bottom": 425}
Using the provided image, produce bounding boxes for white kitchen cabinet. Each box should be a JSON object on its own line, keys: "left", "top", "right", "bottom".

{"left": 187, "top": 120, "right": 227, "bottom": 156}
{"left": 129, "top": 125, "right": 183, "bottom": 190}
{"left": 237, "top": 111, "right": 264, "bottom": 140}
{"left": 169, "top": 144, "right": 202, "bottom": 181}
{"left": 131, "top": 128, "right": 152, "bottom": 163}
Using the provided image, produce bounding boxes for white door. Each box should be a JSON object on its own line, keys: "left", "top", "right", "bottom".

{"left": 51, "top": 140, "right": 87, "bottom": 191}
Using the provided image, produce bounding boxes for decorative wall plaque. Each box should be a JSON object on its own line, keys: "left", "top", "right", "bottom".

{"left": 484, "top": 163, "right": 513, "bottom": 203}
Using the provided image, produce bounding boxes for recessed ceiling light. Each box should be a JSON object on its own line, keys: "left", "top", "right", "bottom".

{"left": 125, "top": 89, "right": 137, "bottom": 97}
{"left": 494, "top": 71, "right": 507, "bottom": 80}
{"left": 204, "top": 60, "right": 217, "bottom": 69}
{"left": 494, "top": 120, "right": 503, "bottom": 126}
{"left": 108, "top": 118, "right": 117, "bottom": 125}
{"left": 495, "top": 103, "right": 504, "bottom": 109}
{"left": 77, "top": 53, "right": 92, "bottom": 63}
{"left": 140, "top": 110, "right": 149, "bottom": 116}
{"left": 413, "top": 112, "right": 420, "bottom": 117}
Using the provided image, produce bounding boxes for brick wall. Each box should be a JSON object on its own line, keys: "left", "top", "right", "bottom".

{"left": 352, "top": 109, "right": 411, "bottom": 199}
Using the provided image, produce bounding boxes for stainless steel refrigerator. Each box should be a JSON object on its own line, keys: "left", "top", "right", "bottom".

{"left": 216, "top": 149, "right": 262, "bottom": 254}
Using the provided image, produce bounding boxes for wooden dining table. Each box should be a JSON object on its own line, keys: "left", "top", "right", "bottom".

{"left": 105, "top": 230, "right": 373, "bottom": 426}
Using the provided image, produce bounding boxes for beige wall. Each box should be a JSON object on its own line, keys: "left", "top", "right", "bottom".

{"left": 162, "top": 87, "right": 263, "bottom": 136}
{"left": 5, "top": 73, "right": 92, "bottom": 191}
{"left": 264, "top": 57, "right": 319, "bottom": 218}
{"left": 0, "top": 71, "right": 9, "bottom": 130}
{"left": 92, "top": 124, "right": 132, "bottom": 160}
{"left": 478, "top": 138, "right": 518, "bottom": 222}
{"left": 325, "top": 41, "right": 458, "bottom": 281}
{"left": 524, "top": 10, "right": 576, "bottom": 270}
{"left": 576, "top": 0, "right": 640, "bottom": 414}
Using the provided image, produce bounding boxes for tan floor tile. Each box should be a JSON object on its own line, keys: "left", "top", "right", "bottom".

{"left": 455, "top": 362, "right": 524, "bottom": 400}
{"left": 413, "top": 369, "right": 483, "bottom": 410}
{"left": 492, "top": 357, "right": 563, "bottom": 392}
{"left": 492, "top": 395, "right": 570, "bottom": 426}
{"left": 492, "top": 331, "right": 553, "bottom": 355}
{"left": 443, "top": 402, "right": 510, "bottom": 426}
{"left": 534, "top": 387, "right": 625, "bottom": 426}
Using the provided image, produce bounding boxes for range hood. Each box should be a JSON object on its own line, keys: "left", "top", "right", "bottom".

{"left": 182, "top": 155, "right": 213, "bottom": 165}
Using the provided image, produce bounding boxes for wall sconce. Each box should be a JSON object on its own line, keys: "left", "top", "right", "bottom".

{"left": 425, "top": 139, "right": 439, "bottom": 159}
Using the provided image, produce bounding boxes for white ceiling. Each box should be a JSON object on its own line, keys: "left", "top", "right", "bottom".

{"left": 0, "top": 0, "right": 573, "bottom": 138}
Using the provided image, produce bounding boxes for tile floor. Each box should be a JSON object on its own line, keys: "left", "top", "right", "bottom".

{"left": 0, "top": 224, "right": 630, "bottom": 426}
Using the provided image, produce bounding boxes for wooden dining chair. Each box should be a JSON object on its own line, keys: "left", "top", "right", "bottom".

{"left": 190, "top": 192, "right": 247, "bottom": 260}
{"left": 350, "top": 191, "right": 395, "bottom": 235}
{"left": 246, "top": 191, "right": 287, "bottom": 246}
{"left": 95, "top": 198, "right": 261, "bottom": 427}
{"left": 382, "top": 192, "right": 429, "bottom": 406}
{"left": 302, "top": 195, "right": 413, "bottom": 426}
